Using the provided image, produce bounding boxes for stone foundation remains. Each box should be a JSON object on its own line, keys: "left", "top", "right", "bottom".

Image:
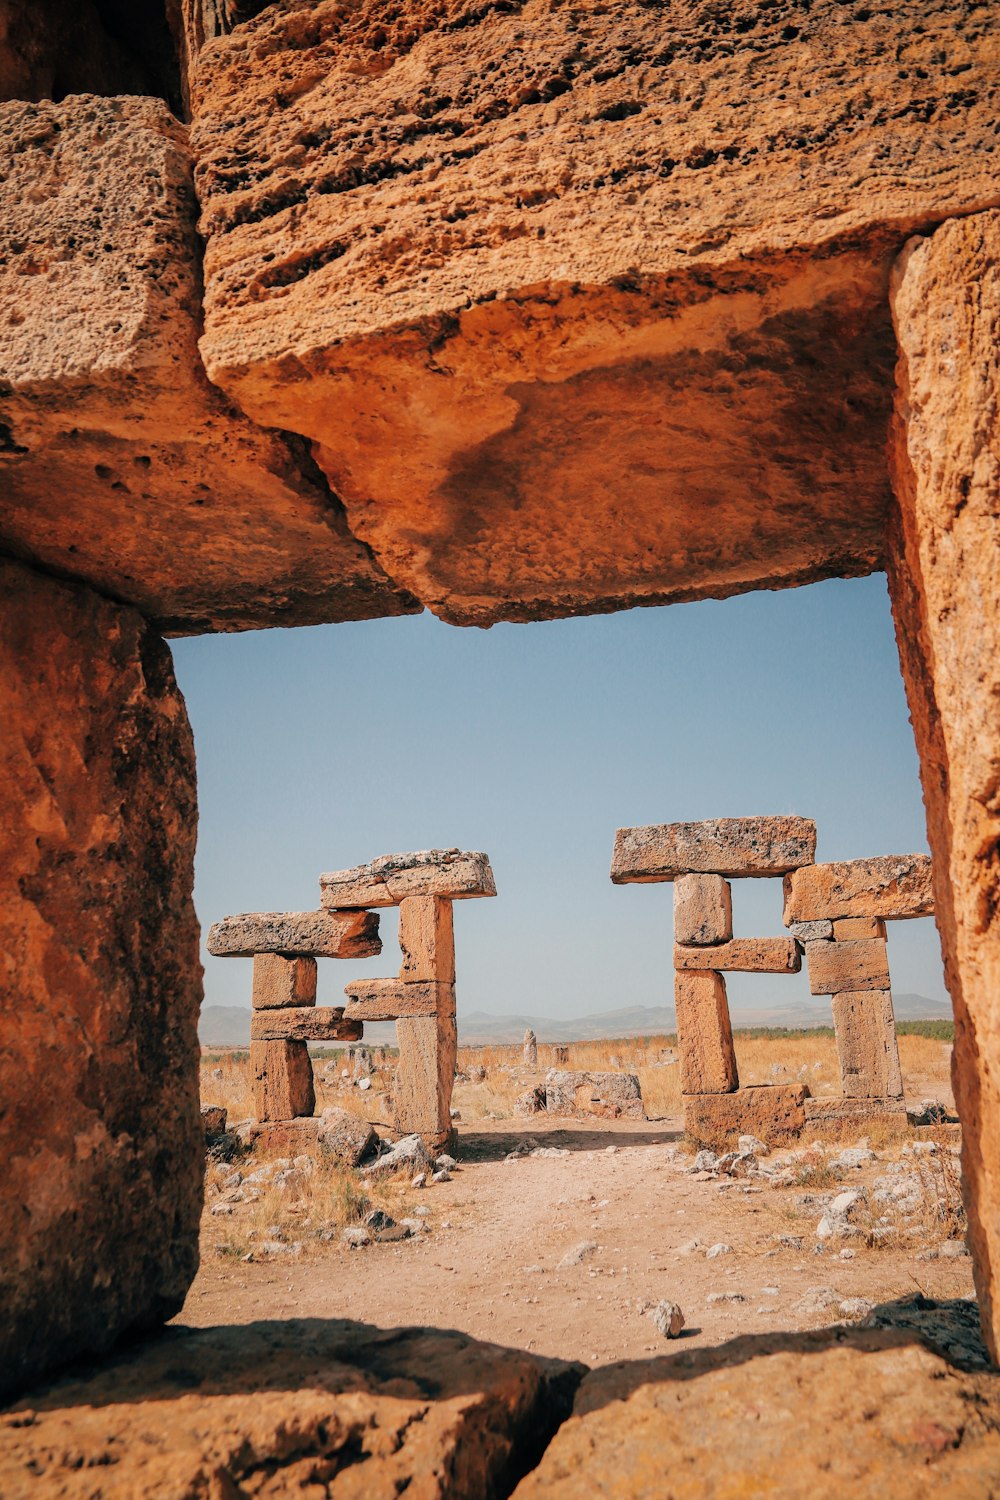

{"left": 207, "top": 850, "right": 495, "bottom": 1151}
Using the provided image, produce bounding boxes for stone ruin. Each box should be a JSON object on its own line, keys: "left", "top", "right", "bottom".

{"left": 612, "top": 818, "right": 935, "bottom": 1144}
{"left": 2, "top": 0, "right": 1000, "bottom": 1453}
{"left": 207, "top": 850, "right": 496, "bottom": 1152}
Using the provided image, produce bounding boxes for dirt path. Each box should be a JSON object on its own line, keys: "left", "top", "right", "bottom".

{"left": 177, "top": 1116, "right": 975, "bottom": 1368}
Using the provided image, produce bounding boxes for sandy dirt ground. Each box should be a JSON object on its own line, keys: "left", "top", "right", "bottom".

{"left": 177, "top": 1113, "right": 974, "bottom": 1369}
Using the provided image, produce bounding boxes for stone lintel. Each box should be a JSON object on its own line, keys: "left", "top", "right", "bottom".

{"left": 207, "top": 909, "right": 380, "bottom": 959}
{"left": 674, "top": 938, "right": 800, "bottom": 974}
{"left": 783, "top": 855, "right": 934, "bottom": 923}
{"left": 319, "top": 850, "right": 495, "bottom": 908}
{"left": 612, "top": 818, "right": 816, "bottom": 883}
{"left": 251, "top": 1007, "right": 362, "bottom": 1043}
{"left": 343, "top": 979, "right": 455, "bottom": 1022}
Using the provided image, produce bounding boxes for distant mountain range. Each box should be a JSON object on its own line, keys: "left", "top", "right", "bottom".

{"left": 198, "top": 993, "right": 952, "bottom": 1048}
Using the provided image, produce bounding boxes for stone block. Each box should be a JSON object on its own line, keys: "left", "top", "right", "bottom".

{"left": 523, "top": 1029, "right": 538, "bottom": 1067}
{"left": 200, "top": 1105, "right": 227, "bottom": 1138}
{"left": 320, "top": 849, "right": 495, "bottom": 908}
{"left": 832, "top": 991, "right": 904, "bottom": 1099}
{"left": 251, "top": 1040, "right": 315, "bottom": 1120}
{"left": 393, "top": 1015, "right": 458, "bottom": 1150}
{"left": 207, "top": 909, "right": 380, "bottom": 959}
{"left": 806, "top": 938, "right": 891, "bottom": 996}
{"left": 788, "top": 919, "right": 834, "bottom": 942}
{"left": 673, "top": 874, "right": 732, "bottom": 946}
{"left": 317, "top": 1107, "right": 378, "bottom": 1167}
{"left": 832, "top": 917, "right": 887, "bottom": 941}
{"left": 245, "top": 1117, "right": 321, "bottom": 1154}
{"left": 674, "top": 938, "right": 800, "bottom": 973}
{"left": 674, "top": 972, "right": 738, "bottom": 1095}
{"left": 0, "top": 559, "right": 201, "bottom": 1401}
{"left": 804, "top": 1096, "right": 909, "bottom": 1128}
{"left": 251, "top": 1008, "right": 362, "bottom": 1043}
{"left": 193, "top": 4, "right": 997, "bottom": 627}
{"left": 251, "top": 954, "right": 317, "bottom": 1010}
{"left": 398, "top": 895, "right": 455, "bottom": 982}
{"left": 544, "top": 1071, "right": 644, "bottom": 1120}
{"left": 784, "top": 854, "right": 934, "bottom": 923}
{"left": 613, "top": 818, "right": 816, "bottom": 882}
{"left": 0, "top": 97, "right": 416, "bottom": 634}
{"left": 682, "top": 1085, "right": 810, "bottom": 1147}
{"left": 343, "top": 979, "right": 455, "bottom": 1022}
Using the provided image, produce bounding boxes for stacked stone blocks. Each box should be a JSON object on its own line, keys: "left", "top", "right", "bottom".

{"left": 208, "top": 850, "right": 495, "bottom": 1149}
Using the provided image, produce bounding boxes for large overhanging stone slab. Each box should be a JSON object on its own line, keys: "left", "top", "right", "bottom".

{"left": 207, "top": 909, "right": 381, "bottom": 958}
{"left": 613, "top": 818, "right": 816, "bottom": 883}
{"left": 320, "top": 850, "right": 496, "bottom": 908}
{"left": 783, "top": 855, "right": 934, "bottom": 923}
{"left": 674, "top": 938, "right": 800, "bottom": 974}
{"left": 191, "top": 0, "right": 999, "bottom": 625}
{"left": 0, "top": 96, "right": 417, "bottom": 634}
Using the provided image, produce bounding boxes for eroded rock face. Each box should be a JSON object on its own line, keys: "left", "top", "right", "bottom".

{"left": 512, "top": 1330, "right": 1000, "bottom": 1497}
{"left": 0, "top": 558, "right": 202, "bottom": 1399}
{"left": 192, "top": 0, "right": 999, "bottom": 625}
{"left": 887, "top": 210, "right": 1000, "bottom": 1361}
{"left": 0, "top": 1319, "right": 583, "bottom": 1497}
{"left": 0, "top": 95, "right": 417, "bottom": 634}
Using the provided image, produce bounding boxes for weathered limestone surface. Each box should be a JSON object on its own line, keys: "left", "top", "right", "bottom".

{"left": 251, "top": 953, "right": 317, "bottom": 1010}
{"left": 684, "top": 1085, "right": 809, "bottom": 1147}
{"left": 320, "top": 849, "right": 495, "bottom": 908}
{"left": 0, "top": 559, "right": 201, "bottom": 1400}
{"left": 251, "top": 1039, "right": 315, "bottom": 1120}
{"left": 512, "top": 1334, "right": 1000, "bottom": 1498}
{"left": 523, "top": 1028, "right": 538, "bottom": 1067}
{"left": 544, "top": 1071, "right": 644, "bottom": 1120}
{"left": 833, "top": 917, "right": 887, "bottom": 942}
{"left": 394, "top": 1015, "right": 457, "bottom": 1150}
{"left": 674, "top": 938, "right": 800, "bottom": 974}
{"left": 398, "top": 895, "right": 456, "bottom": 982}
{"left": 343, "top": 979, "right": 455, "bottom": 1021}
{"left": 317, "top": 1106, "right": 378, "bottom": 1168}
{"left": 0, "top": 1320, "right": 582, "bottom": 1499}
{"left": 832, "top": 992, "right": 904, "bottom": 1100}
{"left": 0, "top": 96, "right": 416, "bottom": 635}
{"left": 805, "top": 1096, "right": 909, "bottom": 1127}
{"left": 191, "top": 3, "right": 999, "bottom": 627}
{"left": 250, "top": 1007, "right": 361, "bottom": 1043}
{"left": 613, "top": 818, "right": 816, "bottom": 883}
{"left": 207, "top": 908, "right": 380, "bottom": 958}
{"left": 784, "top": 855, "right": 934, "bottom": 923}
{"left": 674, "top": 972, "right": 737, "bottom": 1096}
{"left": 887, "top": 211, "right": 1000, "bottom": 1360}
{"left": 788, "top": 919, "right": 834, "bottom": 942}
{"left": 673, "top": 874, "right": 732, "bottom": 946}
{"left": 806, "top": 938, "right": 891, "bottom": 996}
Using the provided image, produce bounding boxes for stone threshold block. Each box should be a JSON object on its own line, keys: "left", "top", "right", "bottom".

{"left": 806, "top": 937, "right": 890, "bottom": 996}
{"left": 343, "top": 979, "right": 456, "bottom": 1022}
{"left": 251, "top": 1008, "right": 363, "bottom": 1043}
{"left": 674, "top": 938, "right": 800, "bottom": 974}
{"left": 251, "top": 1039, "right": 314, "bottom": 1120}
{"left": 251, "top": 954, "right": 317, "bottom": 1010}
{"left": 320, "top": 850, "right": 496, "bottom": 908}
{"left": 394, "top": 1015, "right": 458, "bottom": 1151}
{"left": 613, "top": 818, "right": 816, "bottom": 883}
{"left": 832, "top": 991, "right": 904, "bottom": 1100}
{"left": 673, "top": 873, "right": 732, "bottom": 946}
{"left": 804, "top": 1096, "right": 909, "bottom": 1128}
{"left": 399, "top": 895, "right": 456, "bottom": 982}
{"left": 675, "top": 972, "right": 738, "bottom": 1096}
{"left": 683, "top": 1085, "right": 810, "bottom": 1147}
{"left": 207, "top": 909, "right": 380, "bottom": 958}
{"left": 244, "top": 1118, "right": 322, "bottom": 1154}
{"left": 784, "top": 854, "right": 934, "bottom": 923}
{"left": 832, "top": 917, "right": 887, "bottom": 941}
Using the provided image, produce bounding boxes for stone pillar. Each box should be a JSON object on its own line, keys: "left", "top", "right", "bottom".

{"left": 674, "top": 972, "right": 738, "bottom": 1095}
{"left": 393, "top": 897, "right": 458, "bottom": 1148}
{"left": 0, "top": 559, "right": 202, "bottom": 1399}
{"left": 832, "top": 992, "right": 903, "bottom": 1099}
{"left": 887, "top": 210, "right": 1000, "bottom": 1360}
{"left": 523, "top": 1028, "right": 538, "bottom": 1066}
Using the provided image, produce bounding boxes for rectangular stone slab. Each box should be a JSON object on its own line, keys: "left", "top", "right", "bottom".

{"left": 832, "top": 917, "right": 887, "bottom": 941}
{"left": 673, "top": 874, "right": 733, "bottom": 947}
{"left": 612, "top": 819, "right": 816, "bottom": 883}
{"left": 806, "top": 938, "right": 891, "bottom": 996}
{"left": 251, "top": 954, "right": 317, "bottom": 1010}
{"left": 674, "top": 939, "right": 800, "bottom": 974}
{"left": 251, "top": 1039, "right": 314, "bottom": 1120}
{"left": 783, "top": 855, "right": 934, "bottom": 923}
{"left": 251, "top": 1008, "right": 362, "bottom": 1043}
{"left": 207, "top": 909, "right": 380, "bottom": 958}
{"left": 674, "top": 972, "right": 738, "bottom": 1095}
{"left": 804, "top": 1096, "right": 909, "bottom": 1127}
{"left": 394, "top": 1014, "right": 458, "bottom": 1151}
{"left": 832, "top": 990, "right": 903, "bottom": 1099}
{"left": 320, "top": 850, "right": 495, "bottom": 908}
{"left": 342, "top": 979, "right": 455, "bottom": 1022}
{"left": 683, "top": 1085, "right": 809, "bottom": 1147}
{"left": 398, "top": 896, "right": 456, "bottom": 983}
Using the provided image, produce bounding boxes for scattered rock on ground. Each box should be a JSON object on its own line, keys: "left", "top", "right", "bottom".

{"left": 647, "top": 1301, "right": 685, "bottom": 1339}
{"left": 317, "top": 1106, "right": 378, "bottom": 1167}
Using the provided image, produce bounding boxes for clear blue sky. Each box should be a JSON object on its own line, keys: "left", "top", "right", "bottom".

{"left": 171, "top": 573, "right": 947, "bottom": 1021}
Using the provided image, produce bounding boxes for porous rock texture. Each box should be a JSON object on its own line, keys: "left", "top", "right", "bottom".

{"left": 613, "top": 818, "right": 816, "bottom": 882}
{"left": 0, "top": 1319, "right": 583, "bottom": 1499}
{"left": 784, "top": 853, "right": 935, "bottom": 923}
{"left": 511, "top": 1331, "right": 1000, "bottom": 1498}
{"left": 192, "top": 0, "right": 1000, "bottom": 626}
{"left": 207, "top": 908, "right": 381, "bottom": 957}
{"left": 887, "top": 210, "right": 1000, "bottom": 1361}
{"left": 684, "top": 1084, "right": 809, "bottom": 1147}
{"left": 0, "top": 558, "right": 202, "bottom": 1400}
{"left": 320, "top": 849, "right": 496, "bottom": 908}
{"left": 0, "top": 95, "right": 416, "bottom": 634}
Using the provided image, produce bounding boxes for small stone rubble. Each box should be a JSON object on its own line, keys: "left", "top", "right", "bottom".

{"left": 515, "top": 1070, "right": 645, "bottom": 1121}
